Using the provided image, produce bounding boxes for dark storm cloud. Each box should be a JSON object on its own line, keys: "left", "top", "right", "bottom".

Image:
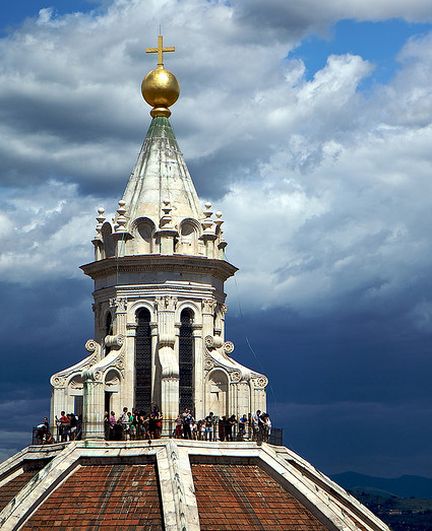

{"left": 0, "top": 278, "right": 92, "bottom": 459}
{"left": 0, "top": 279, "right": 92, "bottom": 380}
{"left": 3, "top": 273, "right": 432, "bottom": 476}
{"left": 227, "top": 303, "right": 432, "bottom": 476}
{"left": 1, "top": 0, "right": 432, "bottom": 478}
{"left": 186, "top": 146, "right": 260, "bottom": 200}
{"left": 0, "top": 89, "right": 140, "bottom": 144}
{"left": 232, "top": 0, "right": 432, "bottom": 35}
{"left": 232, "top": 0, "right": 327, "bottom": 39}
{"left": 277, "top": 401, "right": 432, "bottom": 476}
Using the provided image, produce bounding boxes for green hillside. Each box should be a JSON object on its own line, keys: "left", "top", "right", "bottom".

{"left": 349, "top": 488, "right": 432, "bottom": 531}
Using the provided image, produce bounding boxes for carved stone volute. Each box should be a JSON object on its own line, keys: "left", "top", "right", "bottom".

{"left": 104, "top": 334, "right": 125, "bottom": 350}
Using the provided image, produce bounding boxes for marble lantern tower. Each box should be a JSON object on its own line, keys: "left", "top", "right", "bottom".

{"left": 50, "top": 35, "right": 268, "bottom": 438}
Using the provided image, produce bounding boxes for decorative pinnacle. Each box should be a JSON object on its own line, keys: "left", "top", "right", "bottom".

{"left": 95, "top": 207, "right": 106, "bottom": 234}
{"left": 214, "top": 211, "right": 224, "bottom": 230}
{"left": 116, "top": 200, "right": 127, "bottom": 232}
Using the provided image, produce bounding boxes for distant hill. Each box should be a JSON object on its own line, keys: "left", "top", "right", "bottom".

{"left": 332, "top": 471, "right": 432, "bottom": 499}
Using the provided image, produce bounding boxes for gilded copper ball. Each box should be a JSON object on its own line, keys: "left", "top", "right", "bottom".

{"left": 141, "top": 66, "right": 180, "bottom": 108}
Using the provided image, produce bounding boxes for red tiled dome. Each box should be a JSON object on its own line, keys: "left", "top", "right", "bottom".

{"left": 0, "top": 440, "right": 389, "bottom": 530}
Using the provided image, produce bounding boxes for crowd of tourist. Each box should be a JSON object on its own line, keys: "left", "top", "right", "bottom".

{"left": 103, "top": 405, "right": 272, "bottom": 443}
{"left": 34, "top": 412, "right": 82, "bottom": 444}
{"left": 104, "top": 404, "right": 163, "bottom": 441}
{"left": 174, "top": 409, "right": 272, "bottom": 443}
{"left": 35, "top": 406, "right": 272, "bottom": 444}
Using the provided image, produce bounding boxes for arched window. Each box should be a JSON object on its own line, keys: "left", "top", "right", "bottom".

{"left": 105, "top": 312, "right": 113, "bottom": 355}
{"left": 135, "top": 308, "right": 152, "bottom": 413}
{"left": 179, "top": 308, "right": 194, "bottom": 413}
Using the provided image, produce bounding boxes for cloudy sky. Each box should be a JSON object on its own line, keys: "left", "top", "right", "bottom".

{"left": 1, "top": 0, "right": 432, "bottom": 478}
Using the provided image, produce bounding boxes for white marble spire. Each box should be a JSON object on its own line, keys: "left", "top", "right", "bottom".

{"left": 121, "top": 116, "right": 203, "bottom": 226}
{"left": 91, "top": 115, "right": 226, "bottom": 260}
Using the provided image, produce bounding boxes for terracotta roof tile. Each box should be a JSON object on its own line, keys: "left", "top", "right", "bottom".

{"left": 22, "top": 464, "right": 163, "bottom": 530}
{"left": 192, "top": 463, "right": 327, "bottom": 530}
{"left": 0, "top": 470, "right": 39, "bottom": 512}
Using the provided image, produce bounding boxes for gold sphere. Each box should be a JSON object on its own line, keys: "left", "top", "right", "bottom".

{"left": 141, "top": 66, "right": 180, "bottom": 109}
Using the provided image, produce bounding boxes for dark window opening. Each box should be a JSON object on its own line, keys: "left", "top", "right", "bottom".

{"left": 74, "top": 396, "right": 83, "bottom": 417}
{"left": 104, "top": 391, "right": 112, "bottom": 414}
{"left": 179, "top": 308, "right": 194, "bottom": 414}
{"left": 135, "top": 308, "right": 152, "bottom": 413}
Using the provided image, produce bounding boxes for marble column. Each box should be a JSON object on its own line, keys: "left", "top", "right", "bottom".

{"left": 82, "top": 371, "right": 105, "bottom": 440}
{"left": 192, "top": 323, "right": 203, "bottom": 419}
{"left": 156, "top": 296, "right": 179, "bottom": 436}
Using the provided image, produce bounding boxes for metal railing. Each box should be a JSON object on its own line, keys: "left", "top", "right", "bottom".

{"left": 32, "top": 422, "right": 283, "bottom": 446}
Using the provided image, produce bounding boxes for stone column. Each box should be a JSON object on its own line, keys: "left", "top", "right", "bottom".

{"left": 112, "top": 297, "right": 128, "bottom": 335}
{"left": 156, "top": 296, "right": 179, "bottom": 436}
{"left": 126, "top": 322, "right": 137, "bottom": 408}
{"left": 82, "top": 370, "right": 105, "bottom": 440}
{"left": 157, "top": 229, "right": 178, "bottom": 255}
{"left": 201, "top": 299, "right": 216, "bottom": 338}
{"left": 192, "top": 323, "right": 204, "bottom": 419}
{"left": 91, "top": 239, "right": 103, "bottom": 261}
{"left": 215, "top": 303, "right": 227, "bottom": 340}
{"left": 110, "top": 298, "right": 132, "bottom": 408}
{"left": 251, "top": 377, "right": 268, "bottom": 415}
{"left": 201, "top": 202, "right": 217, "bottom": 258}
{"left": 230, "top": 379, "right": 238, "bottom": 420}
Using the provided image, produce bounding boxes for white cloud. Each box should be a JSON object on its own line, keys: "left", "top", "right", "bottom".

{"left": 223, "top": 120, "right": 432, "bottom": 312}
{"left": 0, "top": 181, "right": 109, "bottom": 283}
{"left": 0, "top": 0, "right": 431, "bottom": 325}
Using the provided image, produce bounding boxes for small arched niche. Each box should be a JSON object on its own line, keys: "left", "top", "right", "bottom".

{"left": 69, "top": 375, "right": 84, "bottom": 417}
{"left": 69, "top": 374, "right": 84, "bottom": 391}
{"left": 133, "top": 218, "right": 155, "bottom": 254}
{"left": 101, "top": 222, "right": 115, "bottom": 258}
{"left": 206, "top": 369, "right": 229, "bottom": 418}
{"left": 105, "top": 369, "right": 121, "bottom": 391}
{"left": 178, "top": 219, "right": 199, "bottom": 255}
{"left": 104, "top": 369, "right": 121, "bottom": 415}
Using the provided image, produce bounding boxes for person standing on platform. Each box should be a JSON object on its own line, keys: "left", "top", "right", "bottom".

{"left": 204, "top": 412, "right": 215, "bottom": 441}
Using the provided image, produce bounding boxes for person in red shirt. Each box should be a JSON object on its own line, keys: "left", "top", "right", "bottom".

{"left": 57, "top": 411, "right": 70, "bottom": 442}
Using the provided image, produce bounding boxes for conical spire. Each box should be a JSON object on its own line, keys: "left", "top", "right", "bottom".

{"left": 121, "top": 116, "right": 203, "bottom": 224}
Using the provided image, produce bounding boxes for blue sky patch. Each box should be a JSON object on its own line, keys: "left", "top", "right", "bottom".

{"left": 0, "top": 0, "right": 99, "bottom": 34}
{"left": 290, "top": 19, "right": 432, "bottom": 88}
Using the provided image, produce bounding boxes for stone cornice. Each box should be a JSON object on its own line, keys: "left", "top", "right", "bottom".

{"left": 80, "top": 255, "right": 238, "bottom": 282}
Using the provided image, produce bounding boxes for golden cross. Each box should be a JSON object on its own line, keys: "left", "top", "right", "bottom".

{"left": 146, "top": 34, "right": 175, "bottom": 66}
